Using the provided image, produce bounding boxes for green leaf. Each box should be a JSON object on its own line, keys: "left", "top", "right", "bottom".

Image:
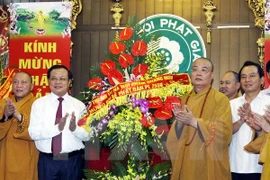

{"left": 89, "top": 62, "right": 103, "bottom": 78}
{"left": 147, "top": 161, "right": 172, "bottom": 180}
{"left": 110, "top": 161, "right": 128, "bottom": 177}
{"left": 110, "top": 142, "right": 128, "bottom": 161}
{"left": 83, "top": 169, "right": 103, "bottom": 180}
{"left": 145, "top": 128, "right": 153, "bottom": 147}
{"left": 108, "top": 133, "right": 118, "bottom": 148}
{"left": 130, "top": 137, "right": 148, "bottom": 161}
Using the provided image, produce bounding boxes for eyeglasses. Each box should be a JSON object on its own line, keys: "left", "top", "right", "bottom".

{"left": 49, "top": 77, "right": 68, "bottom": 82}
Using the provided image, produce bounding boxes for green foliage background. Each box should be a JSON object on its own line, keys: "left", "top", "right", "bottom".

{"left": 11, "top": 8, "right": 70, "bottom": 37}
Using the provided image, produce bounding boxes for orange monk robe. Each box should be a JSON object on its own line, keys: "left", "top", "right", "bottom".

{"left": 245, "top": 131, "right": 270, "bottom": 180}
{"left": 166, "top": 87, "right": 232, "bottom": 180}
{"left": 0, "top": 93, "right": 39, "bottom": 180}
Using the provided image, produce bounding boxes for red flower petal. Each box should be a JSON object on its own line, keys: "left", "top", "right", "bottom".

{"left": 154, "top": 106, "right": 172, "bottom": 120}
{"left": 140, "top": 114, "right": 155, "bottom": 128}
{"left": 118, "top": 54, "right": 134, "bottom": 68}
{"left": 132, "top": 64, "right": 148, "bottom": 77}
{"left": 88, "top": 77, "right": 102, "bottom": 90}
{"left": 164, "top": 96, "right": 181, "bottom": 111}
{"left": 155, "top": 124, "right": 172, "bottom": 135}
{"left": 119, "top": 27, "right": 133, "bottom": 41}
{"left": 148, "top": 96, "right": 163, "bottom": 108}
{"left": 100, "top": 60, "right": 116, "bottom": 76}
{"left": 109, "top": 42, "right": 126, "bottom": 55}
{"left": 108, "top": 69, "right": 124, "bottom": 86}
{"left": 131, "top": 40, "right": 147, "bottom": 56}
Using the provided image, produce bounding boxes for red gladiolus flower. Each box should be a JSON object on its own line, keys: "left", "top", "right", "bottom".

{"left": 118, "top": 54, "right": 134, "bottom": 68}
{"left": 78, "top": 117, "right": 87, "bottom": 126}
{"left": 148, "top": 97, "right": 163, "bottom": 108}
{"left": 131, "top": 40, "right": 147, "bottom": 56}
{"left": 100, "top": 60, "right": 116, "bottom": 76}
{"left": 109, "top": 42, "right": 126, "bottom": 55}
{"left": 119, "top": 27, "right": 133, "bottom": 41}
{"left": 132, "top": 64, "right": 148, "bottom": 77}
{"left": 164, "top": 96, "right": 181, "bottom": 111}
{"left": 88, "top": 77, "right": 102, "bottom": 90}
{"left": 140, "top": 114, "right": 155, "bottom": 128}
{"left": 108, "top": 69, "right": 124, "bottom": 86}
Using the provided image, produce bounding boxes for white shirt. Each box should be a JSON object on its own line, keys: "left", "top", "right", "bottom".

{"left": 229, "top": 92, "right": 270, "bottom": 173}
{"left": 261, "top": 87, "right": 270, "bottom": 95}
{"left": 29, "top": 93, "right": 91, "bottom": 153}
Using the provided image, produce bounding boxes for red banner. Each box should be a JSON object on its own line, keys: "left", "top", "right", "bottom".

{"left": 8, "top": 2, "right": 72, "bottom": 98}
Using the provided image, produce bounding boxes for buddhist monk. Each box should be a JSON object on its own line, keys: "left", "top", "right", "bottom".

{"left": 166, "top": 57, "right": 232, "bottom": 180}
{"left": 219, "top": 70, "right": 241, "bottom": 100}
{"left": 0, "top": 71, "right": 38, "bottom": 180}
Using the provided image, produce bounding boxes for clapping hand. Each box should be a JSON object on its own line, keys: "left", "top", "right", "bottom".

{"left": 172, "top": 104, "right": 197, "bottom": 128}
{"left": 245, "top": 114, "right": 262, "bottom": 131}
{"left": 238, "top": 102, "right": 251, "bottom": 122}
{"left": 238, "top": 102, "right": 262, "bottom": 131}
{"left": 58, "top": 113, "right": 69, "bottom": 131}
{"left": 252, "top": 112, "right": 268, "bottom": 132}
{"left": 69, "top": 112, "right": 77, "bottom": 132}
{"left": 264, "top": 104, "right": 270, "bottom": 120}
{"left": 255, "top": 104, "right": 270, "bottom": 133}
{"left": 4, "top": 98, "right": 15, "bottom": 118}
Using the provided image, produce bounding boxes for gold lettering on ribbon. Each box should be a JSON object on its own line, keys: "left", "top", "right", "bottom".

{"left": 0, "top": 69, "right": 16, "bottom": 99}
{"left": 88, "top": 74, "right": 190, "bottom": 114}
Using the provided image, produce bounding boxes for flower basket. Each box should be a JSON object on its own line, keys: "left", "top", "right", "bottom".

{"left": 78, "top": 17, "right": 192, "bottom": 180}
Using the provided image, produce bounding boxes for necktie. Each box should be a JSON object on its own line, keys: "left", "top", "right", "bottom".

{"left": 52, "top": 97, "right": 63, "bottom": 155}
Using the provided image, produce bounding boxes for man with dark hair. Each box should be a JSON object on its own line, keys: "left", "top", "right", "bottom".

{"left": 0, "top": 71, "right": 39, "bottom": 180}
{"left": 261, "top": 60, "right": 270, "bottom": 95}
{"left": 229, "top": 60, "right": 270, "bottom": 180}
{"left": 219, "top": 70, "right": 241, "bottom": 100}
{"left": 29, "top": 64, "right": 91, "bottom": 180}
{"left": 166, "top": 57, "right": 232, "bottom": 180}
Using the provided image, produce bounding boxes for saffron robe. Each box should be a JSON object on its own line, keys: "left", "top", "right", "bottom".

{"left": 0, "top": 93, "right": 38, "bottom": 180}
{"left": 166, "top": 87, "right": 232, "bottom": 180}
{"left": 245, "top": 132, "right": 270, "bottom": 180}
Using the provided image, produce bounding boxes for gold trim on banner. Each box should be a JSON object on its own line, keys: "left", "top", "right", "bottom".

{"left": 0, "top": 6, "right": 9, "bottom": 84}
{"left": 246, "top": 0, "right": 265, "bottom": 66}
{"left": 0, "top": 6, "right": 8, "bottom": 23}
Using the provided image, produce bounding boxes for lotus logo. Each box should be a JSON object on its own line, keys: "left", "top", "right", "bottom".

{"left": 139, "top": 14, "right": 206, "bottom": 74}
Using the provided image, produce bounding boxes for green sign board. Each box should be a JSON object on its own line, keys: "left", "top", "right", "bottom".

{"left": 139, "top": 14, "right": 206, "bottom": 73}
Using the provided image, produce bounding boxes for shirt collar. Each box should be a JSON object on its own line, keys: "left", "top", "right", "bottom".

{"left": 50, "top": 92, "right": 69, "bottom": 101}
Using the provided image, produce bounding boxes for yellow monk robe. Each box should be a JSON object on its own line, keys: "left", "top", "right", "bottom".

{"left": 166, "top": 87, "right": 232, "bottom": 180}
{"left": 0, "top": 93, "right": 39, "bottom": 180}
{"left": 245, "top": 131, "right": 270, "bottom": 180}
